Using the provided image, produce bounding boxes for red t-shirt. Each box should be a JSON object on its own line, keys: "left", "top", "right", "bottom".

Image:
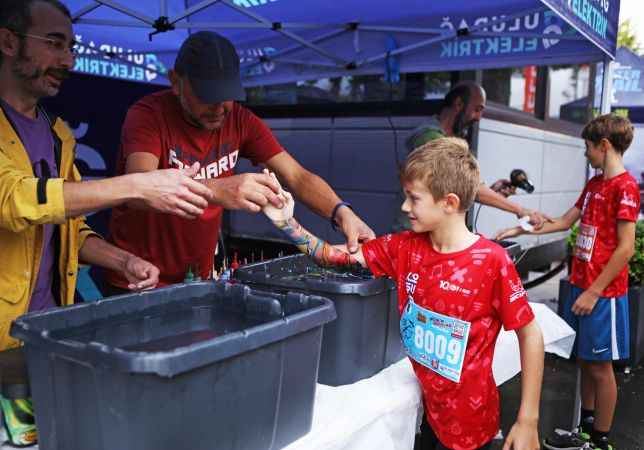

{"left": 570, "top": 172, "right": 640, "bottom": 297}
{"left": 362, "top": 232, "right": 534, "bottom": 450}
{"left": 107, "top": 90, "right": 284, "bottom": 287}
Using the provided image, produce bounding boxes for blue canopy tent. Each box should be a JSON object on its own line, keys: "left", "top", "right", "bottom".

{"left": 600, "top": 47, "right": 644, "bottom": 122}
{"left": 62, "top": 0, "right": 620, "bottom": 108}
{"left": 561, "top": 47, "right": 644, "bottom": 123}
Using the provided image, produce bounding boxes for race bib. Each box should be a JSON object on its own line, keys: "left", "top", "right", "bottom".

{"left": 574, "top": 223, "right": 597, "bottom": 262}
{"left": 400, "top": 298, "right": 470, "bottom": 383}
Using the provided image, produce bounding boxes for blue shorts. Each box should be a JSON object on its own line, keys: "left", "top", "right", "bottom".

{"left": 562, "top": 285, "right": 630, "bottom": 361}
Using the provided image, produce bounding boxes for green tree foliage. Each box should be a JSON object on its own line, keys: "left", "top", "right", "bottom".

{"left": 618, "top": 20, "right": 642, "bottom": 55}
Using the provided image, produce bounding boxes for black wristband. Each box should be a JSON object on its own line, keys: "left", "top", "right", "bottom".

{"left": 330, "top": 201, "right": 353, "bottom": 231}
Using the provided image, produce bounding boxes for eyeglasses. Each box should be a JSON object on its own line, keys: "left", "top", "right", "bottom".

{"left": 12, "top": 32, "right": 78, "bottom": 57}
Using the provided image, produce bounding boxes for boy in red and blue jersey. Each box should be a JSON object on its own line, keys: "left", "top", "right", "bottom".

{"left": 264, "top": 137, "right": 545, "bottom": 450}
{"left": 497, "top": 114, "right": 639, "bottom": 450}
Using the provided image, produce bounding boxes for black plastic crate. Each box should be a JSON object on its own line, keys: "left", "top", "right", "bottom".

{"left": 234, "top": 254, "right": 404, "bottom": 386}
{"left": 497, "top": 239, "right": 522, "bottom": 261}
{"left": 10, "top": 282, "right": 336, "bottom": 450}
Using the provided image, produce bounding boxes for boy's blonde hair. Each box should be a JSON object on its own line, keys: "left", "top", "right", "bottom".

{"left": 401, "top": 137, "right": 480, "bottom": 212}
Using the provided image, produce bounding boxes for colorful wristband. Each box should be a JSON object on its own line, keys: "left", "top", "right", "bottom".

{"left": 330, "top": 201, "right": 353, "bottom": 231}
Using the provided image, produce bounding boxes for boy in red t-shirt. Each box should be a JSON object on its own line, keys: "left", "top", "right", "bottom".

{"left": 263, "top": 137, "right": 545, "bottom": 450}
{"left": 497, "top": 114, "right": 639, "bottom": 450}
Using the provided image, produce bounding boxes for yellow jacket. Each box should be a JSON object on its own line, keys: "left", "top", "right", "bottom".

{"left": 0, "top": 107, "right": 97, "bottom": 351}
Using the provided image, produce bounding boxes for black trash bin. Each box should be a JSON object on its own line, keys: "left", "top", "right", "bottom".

{"left": 10, "top": 282, "right": 336, "bottom": 450}
{"left": 235, "top": 254, "right": 404, "bottom": 386}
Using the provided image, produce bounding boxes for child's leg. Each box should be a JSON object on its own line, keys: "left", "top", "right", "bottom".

{"left": 582, "top": 360, "right": 617, "bottom": 431}
{"left": 580, "top": 359, "right": 596, "bottom": 430}
{"left": 575, "top": 292, "right": 629, "bottom": 449}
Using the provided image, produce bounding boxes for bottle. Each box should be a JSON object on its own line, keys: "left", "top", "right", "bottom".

{"left": 184, "top": 265, "right": 194, "bottom": 283}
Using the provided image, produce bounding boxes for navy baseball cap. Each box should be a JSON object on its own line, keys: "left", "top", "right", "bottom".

{"left": 174, "top": 31, "right": 246, "bottom": 103}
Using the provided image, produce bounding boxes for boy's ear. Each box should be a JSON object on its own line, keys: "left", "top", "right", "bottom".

{"left": 600, "top": 137, "right": 613, "bottom": 153}
{"left": 443, "top": 193, "right": 461, "bottom": 212}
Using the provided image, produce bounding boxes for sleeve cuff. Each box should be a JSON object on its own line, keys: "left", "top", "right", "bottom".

{"left": 78, "top": 225, "right": 102, "bottom": 250}
{"left": 45, "top": 178, "right": 66, "bottom": 224}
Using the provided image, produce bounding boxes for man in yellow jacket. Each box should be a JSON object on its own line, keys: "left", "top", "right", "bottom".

{"left": 0, "top": 1, "right": 216, "bottom": 445}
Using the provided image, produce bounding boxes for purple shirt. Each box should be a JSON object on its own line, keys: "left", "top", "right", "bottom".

{"left": 1, "top": 99, "right": 58, "bottom": 312}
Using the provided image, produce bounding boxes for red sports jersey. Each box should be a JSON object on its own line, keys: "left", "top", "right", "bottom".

{"left": 107, "top": 90, "right": 284, "bottom": 287}
{"left": 363, "top": 232, "right": 534, "bottom": 450}
{"left": 570, "top": 172, "right": 640, "bottom": 297}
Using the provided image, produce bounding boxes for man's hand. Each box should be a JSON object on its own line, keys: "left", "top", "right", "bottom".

{"left": 503, "top": 419, "right": 540, "bottom": 450}
{"left": 209, "top": 172, "right": 284, "bottom": 213}
{"left": 133, "top": 162, "right": 214, "bottom": 219}
{"left": 263, "top": 189, "right": 295, "bottom": 223}
{"left": 490, "top": 179, "right": 517, "bottom": 198}
{"left": 572, "top": 289, "right": 600, "bottom": 315}
{"left": 495, "top": 226, "right": 524, "bottom": 241}
{"left": 517, "top": 208, "right": 552, "bottom": 230}
{"left": 334, "top": 206, "right": 376, "bottom": 253}
{"left": 121, "top": 254, "right": 160, "bottom": 291}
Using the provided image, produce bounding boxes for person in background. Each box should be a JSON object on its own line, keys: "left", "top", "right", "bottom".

{"left": 393, "top": 81, "right": 550, "bottom": 232}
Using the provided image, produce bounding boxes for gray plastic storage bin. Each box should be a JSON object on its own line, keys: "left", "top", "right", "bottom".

{"left": 498, "top": 240, "right": 522, "bottom": 261}
{"left": 10, "top": 282, "right": 336, "bottom": 450}
{"left": 234, "top": 254, "right": 404, "bottom": 386}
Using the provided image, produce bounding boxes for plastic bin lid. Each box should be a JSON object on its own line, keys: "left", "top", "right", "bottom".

{"left": 235, "top": 254, "right": 394, "bottom": 296}
{"left": 10, "top": 282, "right": 336, "bottom": 378}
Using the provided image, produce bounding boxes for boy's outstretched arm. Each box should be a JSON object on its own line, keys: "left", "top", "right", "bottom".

{"left": 495, "top": 206, "right": 581, "bottom": 241}
{"left": 263, "top": 184, "right": 367, "bottom": 269}
{"left": 503, "top": 319, "right": 544, "bottom": 450}
{"left": 572, "top": 220, "right": 636, "bottom": 315}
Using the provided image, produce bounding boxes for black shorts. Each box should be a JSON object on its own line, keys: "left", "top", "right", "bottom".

{"left": 416, "top": 414, "right": 492, "bottom": 450}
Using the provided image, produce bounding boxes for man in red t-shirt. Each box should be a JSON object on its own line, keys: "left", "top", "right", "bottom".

{"left": 106, "top": 31, "right": 374, "bottom": 289}
{"left": 263, "top": 138, "right": 544, "bottom": 450}
{"left": 497, "top": 114, "right": 639, "bottom": 450}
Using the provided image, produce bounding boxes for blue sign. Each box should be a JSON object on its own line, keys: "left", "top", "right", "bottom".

{"left": 541, "top": 0, "right": 620, "bottom": 58}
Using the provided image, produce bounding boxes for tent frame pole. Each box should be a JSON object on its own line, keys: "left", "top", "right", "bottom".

{"left": 169, "top": 0, "right": 222, "bottom": 24}
{"left": 92, "top": 0, "right": 155, "bottom": 25}
{"left": 599, "top": 56, "right": 614, "bottom": 114}
{"left": 219, "top": 0, "right": 349, "bottom": 66}
{"left": 72, "top": 2, "right": 102, "bottom": 21}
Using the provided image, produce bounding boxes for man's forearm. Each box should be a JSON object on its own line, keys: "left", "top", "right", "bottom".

{"left": 63, "top": 175, "right": 138, "bottom": 218}
{"left": 288, "top": 173, "right": 341, "bottom": 219}
{"left": 476, "top": 184, "right": 522, "bottom": 215}
{"left": 79, "top": 235, "right": 132, "bottom": 273}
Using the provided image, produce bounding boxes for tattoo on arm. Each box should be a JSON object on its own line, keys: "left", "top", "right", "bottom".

{"left": 276, "top": 217, "right": 360, "bottom": 268}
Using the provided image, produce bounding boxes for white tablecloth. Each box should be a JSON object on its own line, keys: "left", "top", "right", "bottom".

{"left": 1, "top": 303, "right": 575, "bottom": 450}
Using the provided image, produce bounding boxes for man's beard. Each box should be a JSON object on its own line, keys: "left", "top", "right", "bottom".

{"left": 12, "top": 44, "right": 69, "bottom": 97}
{"left": 452, "top": 109, "right": 472, "bottom": 139}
